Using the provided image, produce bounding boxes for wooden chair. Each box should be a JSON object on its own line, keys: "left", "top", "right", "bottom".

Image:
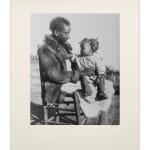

{"left": 38, "top": 58, "right": 82, "bottom": 125}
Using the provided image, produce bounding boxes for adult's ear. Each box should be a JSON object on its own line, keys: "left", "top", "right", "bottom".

{"left": 53, "top": 30, "right": 59, "bottom": 37}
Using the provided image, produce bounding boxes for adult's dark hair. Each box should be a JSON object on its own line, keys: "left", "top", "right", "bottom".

{"left": 49, "top": 17, "right": 70, "bottom": 32}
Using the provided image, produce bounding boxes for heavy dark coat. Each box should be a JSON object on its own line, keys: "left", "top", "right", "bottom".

{"left": 38, "top": 35, "right": 74, "bottom": 103}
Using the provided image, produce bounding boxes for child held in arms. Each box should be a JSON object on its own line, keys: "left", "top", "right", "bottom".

{"left": 69, "top": 38, "right": 108, "bottom": 102}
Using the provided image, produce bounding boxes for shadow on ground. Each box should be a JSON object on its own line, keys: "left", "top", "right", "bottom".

{"left": 31, "top": 102, "right": 56, "bottom": 125}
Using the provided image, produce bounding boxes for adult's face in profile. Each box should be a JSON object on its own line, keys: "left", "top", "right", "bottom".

{"left": 54, "top": 24, "right": 71, "bottom": 43}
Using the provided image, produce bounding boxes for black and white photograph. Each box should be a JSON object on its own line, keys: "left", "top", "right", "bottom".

{"left": 30, "top": 14, "right": 120, "bottom": 125}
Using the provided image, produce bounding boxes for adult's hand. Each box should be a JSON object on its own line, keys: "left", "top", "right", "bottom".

{"left": 80, "top": 68, "right": 95, "bottom": 77}
{"left": 71, "top": 70, "right": 80, "bottom": 83}
{"left": 94, "top": 74, "right": 105, "bottom": 85}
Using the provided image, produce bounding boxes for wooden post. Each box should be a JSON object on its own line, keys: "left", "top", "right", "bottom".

{"left": 56, "top": 104, "right": 60, "bottom": 123}
{"left": 74, "top": 92, "right": 81, "bottom": 125}
{"left": 43, "top": 105, "right": 48, "bottom": 125}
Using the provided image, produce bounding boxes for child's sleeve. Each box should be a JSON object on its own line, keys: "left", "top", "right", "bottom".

{"left": 70, "top": 53, "right": 76, "bottom": 62}
{"left": 95, "top": 56, "right": 106, "bottom": 75}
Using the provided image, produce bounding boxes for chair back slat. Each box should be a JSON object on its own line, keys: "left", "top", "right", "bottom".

{"left": 38, "top": 55, "right": 47, "bottom": 105}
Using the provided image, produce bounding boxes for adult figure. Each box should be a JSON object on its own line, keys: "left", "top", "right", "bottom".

{"left": 38, "top": 17, "right": 92, "bottom": 103}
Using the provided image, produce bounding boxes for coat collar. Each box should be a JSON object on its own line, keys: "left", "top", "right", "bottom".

{"left": 44, "top": 34, "right": 60, "bottom": 51}
{"left": 43, "top": 34, "right": 68, "bottom": 70}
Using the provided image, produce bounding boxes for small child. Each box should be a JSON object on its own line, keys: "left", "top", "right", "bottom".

{"left": 70, "top": 38, "right": 108, "bottom": 101}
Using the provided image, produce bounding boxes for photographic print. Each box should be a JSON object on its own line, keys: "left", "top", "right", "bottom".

{"left": 11, "top": 0, "right": 139, "bottom": 150}
{"left": 30, "top": 14, "right": 120, "bottom": 125}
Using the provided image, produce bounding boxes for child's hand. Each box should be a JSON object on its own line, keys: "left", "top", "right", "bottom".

{"left": 64, "top": 42, "right": 72, "bottom": 54}
{"left": 65, "top": 53, "right": 73, "bottom": 59}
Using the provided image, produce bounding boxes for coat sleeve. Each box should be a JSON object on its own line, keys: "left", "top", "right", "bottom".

{"left": 38, "top": 48, "right": 73, "bottom": 84}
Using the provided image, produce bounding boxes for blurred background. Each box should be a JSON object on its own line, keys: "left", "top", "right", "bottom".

{"left": 31, "top": 14, "right": 119, "bottom": 70}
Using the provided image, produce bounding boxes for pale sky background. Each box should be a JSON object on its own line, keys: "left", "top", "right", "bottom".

{"left": 31, "top": 14, "right": 119, "bottom": 70}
